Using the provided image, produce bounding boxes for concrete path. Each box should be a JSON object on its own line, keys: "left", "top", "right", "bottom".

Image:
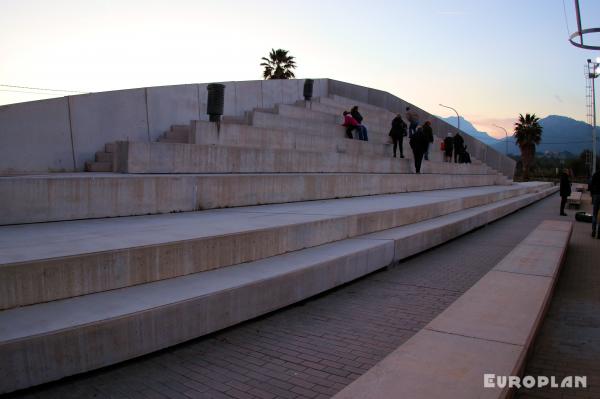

{"left": 7, "top": 193, "right": 594, "bottom": 399}
{"left": 517, "top": 198, "right": 600, "bottom": 398}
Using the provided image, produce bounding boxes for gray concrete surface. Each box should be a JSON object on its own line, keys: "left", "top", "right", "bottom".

{"left": 2, "top": 191, "right": 571, "bottom": 399}
{"left": 0, "top": 97, "right": 74, "bottom": 174}
{"left": 0, "top": 172, "right": 507, "bottom": 225}
{"left": 0, "top": 79, "right": 513, "bottom": 176}
{"left": 0, "top": 184, "right": 549, "bottom": 309}
{"left": 0, "top": 187, "right": 555, "bottom": 393}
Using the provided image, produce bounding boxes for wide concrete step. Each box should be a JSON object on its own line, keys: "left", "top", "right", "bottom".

{"left": 299, "top": 98, "right": 394, "bottom": 133}
{"left": 191, "top": 120, "right": 392, "bottom": 158}
{"left": 0, "top": 172, "right": 509, "bottom": 225}
{"left": 84, "top": 161, "right": 112, "bottom": 172}
{"left": 250, "top": 110, "right": 391, "bottom": 145}
{"left": 0, "top": 184, "right": 558, "bottom": 394}
{"left": 115, "top": 141, "right": 491, "bottom": 174}
{"left": 0, "top": 183, "right": 552, "bottom": 311}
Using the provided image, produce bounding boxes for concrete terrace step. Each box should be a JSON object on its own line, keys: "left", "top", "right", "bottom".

{"left": 334, "top": 219, "right": 571, "bottom": 399}
{"left": 191, "top": 120, "right": 393, "bottom": 158}
{"left": 0, "top": 183, "right": 552, "bottom": 310}
{"left": 114, "top": 141, "right": 491, "bottom": 175}
{"left": 84, "top": 161, "right": 112, "bottom": 172}
{"left": 249, "top": 110, "right": 391, "bottom": 145}
{"left": 0, "top": 172, "right": 510, "bottom": 225}
{"left": 0, "top": 184, "right": 558, "bottom": 394}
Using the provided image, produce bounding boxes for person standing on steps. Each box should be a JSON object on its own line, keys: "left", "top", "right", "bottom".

{"left": 559, "top": 168, "right": 571, "bottom": 216}
{"left": 422, "top": 121, "right": 434, "bottom": 161}
{"left": 342, "top": 111, "right": 359, "bottom": 139}
{"left": 589, "top": 169, "right": 600, "bottom": 238}
{"left": 453, "top": 131, "right": 464, "bottom": 163}
{"left": 389, "top": 114, "right": 407, "bottom": 158}
{"left": 410, "top": 126, "right": 428, "bottom": 173}
{"left": 351, "top": 106, "right": 368, "bottom": 141}
{"left": 443, "top": 133, "right": 454, "bottom": 162}
{"left": 406, "top": 106, "right": 419, "bottom": 138}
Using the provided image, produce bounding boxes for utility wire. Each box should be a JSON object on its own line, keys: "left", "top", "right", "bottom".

{"left": 0, "top": 89, "right": 66, "bottom": 96}
{"left": 0, "top": 84, "right": 88, "bottom": 94}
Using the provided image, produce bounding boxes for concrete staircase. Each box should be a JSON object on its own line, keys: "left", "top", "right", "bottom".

{"left": 0, "top": 94, "right": 555, "bottom": 394}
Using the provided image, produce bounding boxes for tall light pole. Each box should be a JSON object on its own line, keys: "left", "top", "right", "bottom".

{"left": 439, "top": 103, "right": 460, "bottom": 131}
{"left": 588, "top": 58, "right": 599, "bottom": 175}
{"left": 493, "top": 124, "right": 509, "bottom": 156}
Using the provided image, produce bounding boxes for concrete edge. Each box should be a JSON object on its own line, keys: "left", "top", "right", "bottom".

{"left": 333, "top": 203, "right": 570, "bottom": 399}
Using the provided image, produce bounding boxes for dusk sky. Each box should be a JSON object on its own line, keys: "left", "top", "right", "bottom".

{"left": 1, "top": 0, "right": 600, "bottom": 138}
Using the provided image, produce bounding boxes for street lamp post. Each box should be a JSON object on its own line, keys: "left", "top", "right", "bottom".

{"left": 439, "top": 103, "right": 460, "bottom": 131}
{"left": 588, "top": 58, "right": 599, "bottom": 175}
{"left": 493, "top": 124, "right": 509, "bottom": 156}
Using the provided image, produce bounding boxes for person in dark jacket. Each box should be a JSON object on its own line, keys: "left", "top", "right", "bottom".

{"left": 351, "top": 106, "right": 368, "bottom": 141}
{"left": 389, "top": 114, "right": 407, "bottom": 158}
{"left": 410, "top": 126, "right": 428, "bottom": 173}
{"left": 589, "top": 169, "right": 600, "bottom": 238}
{"left": 559, "top": 169, "right": 571, "bottom": 216}
{"left": 422, "top": 121, "right": 434, "bottom": 160}
{"left": 443, "top": 133, "right": 454, "bottom": 162}
{"left": 453, "top": 132, "right": 464, "bottom": 163}
{"left": 406, "top": 107, "right": 419, "bottom": 138}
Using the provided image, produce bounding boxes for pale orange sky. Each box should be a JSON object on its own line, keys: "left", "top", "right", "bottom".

{"left": 1, "top": 0, "right": 599, "bottom": 140}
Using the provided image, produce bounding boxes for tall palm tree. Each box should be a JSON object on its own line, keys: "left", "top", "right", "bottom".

{"left": 260, "top": 49, "right": 297, "bottom": 80}
{"left": 513, "top": 113, "right": 542, "bottom": 181}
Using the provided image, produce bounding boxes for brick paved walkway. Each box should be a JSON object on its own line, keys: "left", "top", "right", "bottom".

{"left": 517, "top": 197, "right": 600, "bottom": 398}
{"left": 8, "top": 193, "right": 587, "bottom": 399}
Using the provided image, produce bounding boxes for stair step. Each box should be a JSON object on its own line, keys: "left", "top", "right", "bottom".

{"left": 84, "top": 161, "right": 112, "bottom": 172}
{"left": 0, "top": 184, "right": 557, "bottom": 394}
{"left": 0, "top": 182, "right": 554, "bottom": 310}
{"left": 105, "top": 142, "right": 117, "bottom": 153}
{"left": 94, "top": 151, "right": 113, "bottom": 163}
{"left": 117, "top": 141, "right": 493, "bottom": 175}
{"left": 0, "top": 173, "right": 510, "bottom": 226}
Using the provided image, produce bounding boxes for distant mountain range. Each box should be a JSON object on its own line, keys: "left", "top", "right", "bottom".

{"left": 441, "top": 115, "right": 595, "bottom": 157}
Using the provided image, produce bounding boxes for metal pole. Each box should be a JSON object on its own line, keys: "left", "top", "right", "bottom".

{"left": 493, "top": 124, "right": 509, "bottom": 156}
{"left": 593, "top": 75, "right": 597, "bottom": 174}
{"left": 439, "top": 104, "right": 460, "bottom": 131}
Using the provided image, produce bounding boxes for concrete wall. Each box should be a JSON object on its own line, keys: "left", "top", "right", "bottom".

{"left": 0, "top": 79, "right": 327, "bottom": 174}
{"left": 0, "top": 77, "right": 513, "bottom": 177}
{"left": 0, "top": 98, "right": 74, "bottom": 173}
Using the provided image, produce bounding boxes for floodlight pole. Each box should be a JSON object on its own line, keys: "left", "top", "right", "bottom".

{"left": 589, "top": 59, "right": 598, "bottom": 175}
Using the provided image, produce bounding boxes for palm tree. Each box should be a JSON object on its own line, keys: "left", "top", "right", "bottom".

{"left": 514, "top": 113, "right": 542, "bottom": 181}
{"left": 260, "top": 49, "right": 297, "bottom": 80}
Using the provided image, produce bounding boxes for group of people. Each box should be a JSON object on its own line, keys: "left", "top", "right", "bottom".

{"left": 559, "top": 168, "right": 600, "bottom": 240}
{"left": 342, "top": 106, "right": 368, "bottom": 141}
{"left": 388, "top": 107, "right": 470, "bottom": 173}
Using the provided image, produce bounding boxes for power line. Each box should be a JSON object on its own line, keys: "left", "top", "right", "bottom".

{"left": 0, "top": 84, "right": 88, "bottom": 94}
{"left": 0, "top": 89, "right": 66, "bottom": 96}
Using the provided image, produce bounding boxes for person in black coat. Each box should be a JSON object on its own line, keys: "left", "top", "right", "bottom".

{"left": 559, "top": 169, "right": 571, "bottom": 216}
{"left": 422, "top": 121, "right": 434, "bottom": 161}
{"left": 389, "top": 114, "right": 407, "bottom": 158}
{"left": 351, "top": 106, "right": 368, "bottom": 141}
{"left": 443, "top": 133, "right": 454, "bottom": 162}
{"left": 589, "top": 169, "right": 600, "bottom": 237}
{"left": 410, "top": 126, "right": 428, "bottom": 173}
{"left": 453, "top": 132, "right": 464, "bottom": 163}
